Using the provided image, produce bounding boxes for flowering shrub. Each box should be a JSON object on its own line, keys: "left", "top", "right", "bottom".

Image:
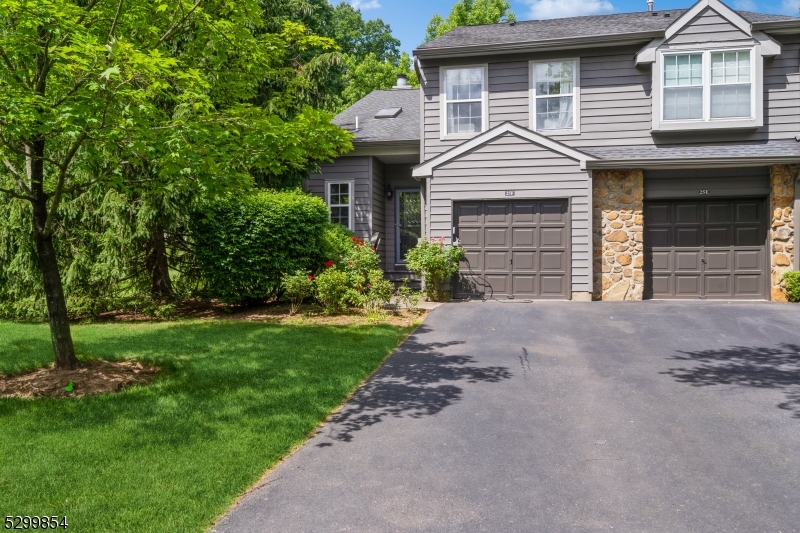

{"left": 404, "top": 237, "right": 465, "bottom": 301}
{"left": 782, "top": 271, "right": 800, "bottom": 302}
{"left": 314, "top": 266, "right": 348, "bottom": 314}
{"left": 281, "top": 270, "right": 315, "bottom": 315}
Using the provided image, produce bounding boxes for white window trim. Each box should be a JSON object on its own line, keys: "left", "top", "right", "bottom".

{"left": 325, "top": 179, "right": 354, "bottom": 231}
{"left": 439, "top": 64, "right": 489, "bottom": 141}
{"left": 652, "top": 44, "right": 763, "bottom": 132}
{"left": 529, "top": 58, "right": 581, "bottom": 135}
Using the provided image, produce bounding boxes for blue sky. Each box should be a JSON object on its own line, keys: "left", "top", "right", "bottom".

{"left": 345, "top": 0, "right": 799, "bottom": 54}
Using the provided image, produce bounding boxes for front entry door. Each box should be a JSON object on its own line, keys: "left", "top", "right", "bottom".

{"left": 396, "top": 189, "right": 421, "bottom": 264}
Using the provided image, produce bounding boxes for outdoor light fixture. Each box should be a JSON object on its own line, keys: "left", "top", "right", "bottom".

{"left": 386, "top": 185, "right": 393, "bottom": 199}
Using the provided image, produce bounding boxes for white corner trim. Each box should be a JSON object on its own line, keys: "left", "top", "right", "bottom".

{"left": 753, "top": 31, "right": 782, "bottom": 57}
{"left": 635, "top": 38, "right": 665, "bottom": 65}
{"left": 412, "top": 122, "right": 596, "bottom": 177}
{"left": 664, "top": 0, "right": 752, "bottom": 41}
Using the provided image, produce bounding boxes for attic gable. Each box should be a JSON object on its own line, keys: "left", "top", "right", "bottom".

{"left": 664, "top": 0, "right": 751, "bottom": 43}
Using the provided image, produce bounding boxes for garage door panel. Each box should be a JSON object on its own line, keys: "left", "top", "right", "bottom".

{"left": 705, "top": 250, "right": 730, "bottom": 271}
{"left": 644, "top": 197, "right": 767, "bottom": 300}
{"left": 455, "top": 200, "right": 569, "bottom": 299}
{"left": 512, "top": 227, "right": 536, "bottom": 247}
{"left": 457, "top": 204, "right": 481, "bottom": 225}
{"left": 675, "top": 203, "right": 701, "bottom": 224}
{"left": 485, "top": 203, "right": 510, "bottom": 224}
{"left": 512, "top": 203, "right": 537, "bottom": 224}
{"left": 540, "top": 276, "right": 566, "bottom": 297}
{"left": 512, "top": 251, "right": 537, "bottom": 271}
{"left": 705, "top": 226, "right": 732, "bottom": 247}
{"left": 512, "top": 275, "right": 536, "bottom": 295}
{"left": 676, "top": 227, "right": 701, "bottom": 246}
{"left": 735, "top": 226, "right": 761, "bottom": 246}
{"left": 484, "top": 251, "right": 509, "bottom": 271}
{"left": 734, "top": 249, "right": 761, "bottom": 270}
{"left": 541, "top": 227, "right": 566, "bottom": 247}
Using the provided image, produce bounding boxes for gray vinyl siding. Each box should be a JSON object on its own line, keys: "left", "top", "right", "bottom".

{"left": 643, "top": 167, "right": 771, "bottom": 199}
{"left": 371, "top": 158, "right": 386, "bottom": 269}
{"left": 304, "top": 156, "right": 371, "bottom": 238}
{"left": 664, "top": 8, "right": 750, "bottom": 44}
{"left": 384, "top": 165, "right": 421, "bottom": 271}
{"left": 420, "top": 34, "right": 800, "bottom": 161}
{"left": 429, "top": 133, "right": 591, "bottom": 293}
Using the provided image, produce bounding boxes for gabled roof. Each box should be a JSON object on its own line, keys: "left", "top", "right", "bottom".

{"left": 333, "top": 88, "right": 419, "bottom": 144}
{"left": 412, "top": 122, "right": 596, "bottom": 177}
{"left": 664, "top": 0, "right": 750, "bottom": 41}
{"left": 414, "top": 5, "right": 800, "bottom": 57}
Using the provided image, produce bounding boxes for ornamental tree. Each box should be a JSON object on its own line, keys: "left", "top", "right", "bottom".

{"left": 0, "top": 0, "right": 351, "bottom": 368}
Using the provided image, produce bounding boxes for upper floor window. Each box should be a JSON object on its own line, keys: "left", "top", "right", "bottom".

{"left": 530, "top": 60, "right": 579, "bottom": 134}
{"left": 441, "top": 66, "right": 486, "bottom": 137}
{"left": 661, "top": 49, "right": 753, "bottom": 124}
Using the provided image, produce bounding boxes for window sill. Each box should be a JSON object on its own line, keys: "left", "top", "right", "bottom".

{"left": 534, "top": 128, "right": 580, "bottom": 136}
{"left": 653, "top": 117, "right": 762, "bottom": 132}
{"left": 440, "top": 132, "right": 483, "bottom": 141}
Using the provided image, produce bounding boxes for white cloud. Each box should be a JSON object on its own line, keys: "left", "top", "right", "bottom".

{"left": 350, "top": 0, "right": 381, "bottom": 10}
{"left": 732, "top": 0, "right": 757, "bottom": 10}
{"left": 778, "top": 0, "right": 799, "bottom": 15}
{"left": 523, "top": 0, "right": 614, "bottom": 19}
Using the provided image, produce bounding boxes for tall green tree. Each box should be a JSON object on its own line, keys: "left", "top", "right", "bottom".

{"left": 425, "top": 0, "right": 516, "bottom": 42}
{"left": 330, "top": 2, "right": 400, "bottom": 63}
{"left": 341, "top": 52, "right": 418, "bottom": 108}
{"left": 0, "top": 0, "right": 351, "bottom": 368}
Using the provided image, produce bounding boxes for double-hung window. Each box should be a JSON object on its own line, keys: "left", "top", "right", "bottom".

{"left": 326, "top": 181, "right": 352, "bottom": 230}
{"left": 661, "top": 48, "right": 754, "bottom": 124}
{"left": 531, "top": 60, "right": 578, "bottom": 133}
{"left": 442, "top": 66, "right": 486, "bottom": 137}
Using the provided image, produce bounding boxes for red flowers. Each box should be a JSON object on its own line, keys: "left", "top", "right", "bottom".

{"left": 351, "top": 236, "right": 357, "bottom": 242}
{"left": 324, "top": 260, "right": 334, "bottom": 267}
{"left": 307, "top": 275, "right": 314, "bottom": 280}
{"left": 371, "top": 247, "right": 376, "bottom": 251}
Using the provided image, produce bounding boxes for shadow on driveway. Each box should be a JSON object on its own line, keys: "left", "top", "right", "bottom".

{"left": 317, "top": 325, "right": 513, "bottom": 445}
{"left": 663, "top": 343, "right": 800, "bottom": 419}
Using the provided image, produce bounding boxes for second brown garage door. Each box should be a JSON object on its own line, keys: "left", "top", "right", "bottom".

{"left": 453, "top": 200, "right": 569, "bottom": 299}
{"left": 644, "top": 198, "right": 768, "bottom": 299}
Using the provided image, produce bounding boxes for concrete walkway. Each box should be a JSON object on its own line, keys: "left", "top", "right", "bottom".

{"left": 214, "top": 301, "right": 800, "bottom": 533}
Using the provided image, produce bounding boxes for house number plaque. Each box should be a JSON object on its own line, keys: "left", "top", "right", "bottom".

{"left": 505, "top": 190, "right": 515, "bottom": 196}
{"left": 699, "top": 189, "right": 710, "bottom": 195}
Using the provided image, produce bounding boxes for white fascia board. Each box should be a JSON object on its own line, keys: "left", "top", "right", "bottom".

{"left": 412, "top": 122, "right": 596, "bottom": 177}
{"left": 664, "top": 0, "right": 752, "bottom": 41}
{"left": 753, "top": 31, "right": 782, "bottom": 57}
{"left": 635, "top": 38, "right": 665, "bottom": 65}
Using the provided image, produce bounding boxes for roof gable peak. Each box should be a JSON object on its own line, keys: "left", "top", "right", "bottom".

{"left": 664, "top": 0, "right": 751, "bottom": 40}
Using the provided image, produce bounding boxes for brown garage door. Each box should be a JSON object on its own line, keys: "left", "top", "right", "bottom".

{"left": 453, "top": 200, "right": 569, "bottom": 299}
{"left": 644, "top": 198, "right": 768, "bottom": 299}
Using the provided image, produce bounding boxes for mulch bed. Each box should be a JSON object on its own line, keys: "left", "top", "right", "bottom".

{"left": 0, "top": 360, "right": 160, "bottom": 400}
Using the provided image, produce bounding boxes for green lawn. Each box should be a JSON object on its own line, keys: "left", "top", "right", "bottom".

{"left": 0, "top": 319, "right": 416, "bottom": 532}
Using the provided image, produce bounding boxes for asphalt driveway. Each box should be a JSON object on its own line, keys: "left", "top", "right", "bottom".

{"left": 214, "top": 301, "right": 800, "bottom": 533}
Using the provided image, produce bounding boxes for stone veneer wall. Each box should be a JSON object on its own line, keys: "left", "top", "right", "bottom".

{"left": 592, "top": 170, "right": 645, "bottom": 301}
{"left": 769, "top": 165, "right": 797, "bottom": 302}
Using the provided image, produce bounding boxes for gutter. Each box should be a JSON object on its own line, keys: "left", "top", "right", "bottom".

{"left": 586, "top": 155, "right": 800, "bottom": 169}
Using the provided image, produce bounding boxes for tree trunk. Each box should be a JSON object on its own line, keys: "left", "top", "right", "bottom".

{"left": 146, "top": 225, "right": 174, "bottom": 299}
{"left": 28, "top": 140, "right": 79, "bottom": 370}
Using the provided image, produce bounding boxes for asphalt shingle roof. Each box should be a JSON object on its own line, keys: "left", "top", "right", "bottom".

{"left": 333, "top": 88, "right": 419, "bottom": 143}
{"left": 586, "top": 139, "right": 800, "bottom": 161}
{"left": 416, "top": 9, "right": 800, "bottom": 52}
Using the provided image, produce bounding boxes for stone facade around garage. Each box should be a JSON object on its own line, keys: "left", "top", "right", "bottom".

{"left": 592, "top": 169, "right": 645, "bottom": 301}
{"left": 769, "top": 165, "right": 797, "bottom": 302}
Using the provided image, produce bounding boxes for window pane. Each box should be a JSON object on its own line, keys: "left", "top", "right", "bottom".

{"left": 447, "top": 102, "right": 482, "bottom": 134}
{"left": 445, "top": 68, "right": 483, "bottom": 101}
{"left": 663, "top": 87, "right": 703, "bottom": 120}
{"left": 330, "top": 206, "right": 349, "bottom": 228}
{"left": 397, "top": 191, "right": 421, "bottom": 263}
{"left": 535, "top": 96, "right": 574, "bottom": 130}
{"left": 711, "top": 51, "right": 750, "bottom": 84}
{"left": 665, "top": 54, "right": 702, "bottom": 87}
{"left": 534, "top": 61, "right": 575, "bottom": 96}
{"left": 329, "top": 183, "right": 349, "bottom": 206}
{"left": 711, "top": 84, "right": 751, "bottom": 118}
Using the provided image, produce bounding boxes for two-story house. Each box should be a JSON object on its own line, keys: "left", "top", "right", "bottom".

{"left": 304, "top": 0, "right": 800, "bottom": 302}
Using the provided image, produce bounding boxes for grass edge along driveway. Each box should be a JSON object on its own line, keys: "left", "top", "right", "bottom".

{"left": 0, "top": 319, "right": 419, "bottom": 532}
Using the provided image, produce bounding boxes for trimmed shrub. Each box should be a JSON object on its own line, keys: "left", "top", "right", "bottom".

{"left": 321, "top": 223, "right": 355, "bottom": 264}
{"left": 404, "top": 238, "right": 465, "bottom": 301}
{"left": 782, "top": 271, "right": 800, "bottom": 302}
{"left": 191, "top": 190, "right": 329, "bottom": 303}
{"left": 281, "top": 270, "right": 315, "bottom": 314}
{"left": 314, "top": 266, "right": 348, "bottom": 314}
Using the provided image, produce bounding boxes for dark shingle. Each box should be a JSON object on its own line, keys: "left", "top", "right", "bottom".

{"left": 416, "top": 9, "right": 800, "bottom": 52}
{"left": 333, "top": 89, "right": 419, "bottom": 143}
{"left": 586, "top": 140, "right": 800, "bottom": 161}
